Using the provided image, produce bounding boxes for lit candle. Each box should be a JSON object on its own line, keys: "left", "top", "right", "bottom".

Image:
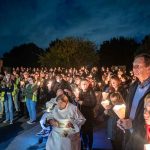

{"left": 58, "top": 119, "right": 74, "bottom": 137}
{"left": 113, "top": 104, "right": 126, "bottom": 119}
{"left": 75, "top": 88, "right": 79, "bottom": 93}
{"left": 101, "top": 100, "right": 110, "bottom": 109}
{"left": 37, "top": 81, "right": 41, "bottom": 86}
{"left": 74, "top": 88, "right": 80, "bottom": 98}
{"left": 20, "top": 81, "right": 25, "bottom": 86}
{"left": 47, "top": 81, "right": 52, "bottom": 86}
{"left": 58, "top": 119, "right": 70, "bottom": 128}
{"left": 144, "top": 144, "right": 150, "bottom": 150}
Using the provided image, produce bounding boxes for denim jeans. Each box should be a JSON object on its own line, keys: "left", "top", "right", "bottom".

{"left": 4, "top": 94, "right": 13, "bottom": 121}
{"left": 26, "top": 98, "right": 37, "bottom": 121}
{"left": 0, "top": 100, "right": 4, "bottom": 118}
{"left": 13, "top": 93, "right": 20, "bottom": 111}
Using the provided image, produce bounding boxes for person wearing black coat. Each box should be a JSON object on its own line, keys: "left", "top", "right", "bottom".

{"left": 75, "top": 79, "right": 96, "bottom": 150}
{"left": 117, "top": 53, "right": 150, "bottom": 150}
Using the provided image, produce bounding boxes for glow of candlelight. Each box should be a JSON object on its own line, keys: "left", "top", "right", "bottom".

{"left": 113, "top": 104, "right": 126, "bottom": 119}
{"left": 101, "top": 100, "right": 110, "bottom": 109}
{"left": 58, "top": 119, "right": 70, "bottom": 128}
{"left": 20, "top": 81, "right": 25, "bottom": 86}
{"left": 74, "top": 88, "right": 80, "bottom": 97}
{"left": 37, "top": 81, "right": 40, "bottom": 86}
{"left": 144, "top": 144, "right": 150, "bottom": 150}
{"left": 75, "top": 88, "right": 79, "bottom": 93}
{"left": 47, "top": 81, "right": 52, "bottom": 87}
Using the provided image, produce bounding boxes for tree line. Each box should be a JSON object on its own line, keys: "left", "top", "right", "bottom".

{"left": 1, "top": 35, "right": 150, "bottom": 70}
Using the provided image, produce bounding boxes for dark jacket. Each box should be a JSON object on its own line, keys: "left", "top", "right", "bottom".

{"left": 79, "top": 88, "right": 97, "bottom": 131}
{"left": 124, "top": 81, "right": 150, "bottom": 150}
{"left": 0, "top": 81, "right": 14, "bottom": 100}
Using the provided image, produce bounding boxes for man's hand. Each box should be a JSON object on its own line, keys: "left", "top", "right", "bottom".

{"left": 117, "top": 119, "right": 133, "bottom": 133}
{"left": 117, "top": 119, "right": 126, "bottom": 133}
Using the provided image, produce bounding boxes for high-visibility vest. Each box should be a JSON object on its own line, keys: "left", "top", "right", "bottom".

{"left": 12, "top": 83, "right": 18, "bottom": 97}
{"left": 16, "top": 77, "right": 20, "bottom": 85}
{"left": 0, "top": 92, "right": 5, "bottom": 101}
{"left": 25, "top": 84, "right": 38, "bottom": 102}
{"left": 32, "top": 91, "right": 37, "bottom": 102}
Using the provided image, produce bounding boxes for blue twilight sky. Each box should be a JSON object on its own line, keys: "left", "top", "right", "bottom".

{"left": 0, "top": 0, "right": 150, "bottom": 56}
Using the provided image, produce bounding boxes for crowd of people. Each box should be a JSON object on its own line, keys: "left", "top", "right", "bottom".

{"left": 0, "top": 53, "right": 150, "bottom": 150}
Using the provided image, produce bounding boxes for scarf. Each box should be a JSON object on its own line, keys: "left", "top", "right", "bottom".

{"left": 146, "top": 124, "right": 150, "bottom": 143}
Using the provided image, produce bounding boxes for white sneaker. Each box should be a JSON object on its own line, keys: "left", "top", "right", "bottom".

{"left": 3, "top": 120, "right": 9, "bottom": 123}
{"left": 27, "top": 120, "right": 36, "bottom": 124}
{"left": 10, "top": 121, "right": 13, "bottom": 124}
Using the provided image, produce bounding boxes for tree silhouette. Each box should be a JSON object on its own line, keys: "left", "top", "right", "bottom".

{"left": 135, "top": 34, "right": 150, "bottom": 54}
{"left": 39, "top": 37, "right": 99, "bottom": 68}
{"left": 2, "top": 43, "right": 44, "bottom": 67}
{"left": 98, "top": 37, "right": 138, "bottom": 70}
{"left": 2, "top": 35, "right": 149, "bottom": 69}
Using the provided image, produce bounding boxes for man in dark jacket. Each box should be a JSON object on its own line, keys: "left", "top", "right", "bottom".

{"left": 117, "top": 53, "right": 150, "bottom": 150}
{"left": 75, "top": 79, "right": 96, "bottom": 150}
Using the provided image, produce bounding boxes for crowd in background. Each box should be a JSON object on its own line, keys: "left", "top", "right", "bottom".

{"left": 0, "top": 53, "right": 150, "bottom": 150}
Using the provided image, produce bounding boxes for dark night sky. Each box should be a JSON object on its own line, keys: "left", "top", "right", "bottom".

{"left": 0, "top": 0, "right": 150, "bottom": 56}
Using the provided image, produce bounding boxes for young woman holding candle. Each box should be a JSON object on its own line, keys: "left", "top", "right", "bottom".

{"left": 104, "top": 91, "right": 125, "bottom": 150}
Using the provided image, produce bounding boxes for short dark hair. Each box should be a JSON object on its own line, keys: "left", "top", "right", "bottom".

{"left": 110, "top": 74, "right": 120, "bottom": 81}
{"left": 134, "top": 53, "right": 150, "bottom": 67}
{"left": 110, "top": 92, "right": 125, "bottom": 104}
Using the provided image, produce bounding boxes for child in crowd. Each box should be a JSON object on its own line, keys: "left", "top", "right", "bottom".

{"left": 103, "top": 91, "right": 124, "bottom": 150}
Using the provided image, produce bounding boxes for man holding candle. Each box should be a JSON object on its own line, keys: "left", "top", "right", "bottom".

{"left": 117, "top": 53, "right": 150, "bottom": 150}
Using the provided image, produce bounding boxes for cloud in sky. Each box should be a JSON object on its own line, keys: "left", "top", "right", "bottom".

{"left": 0, "top": 0, "right": 150, "bottom": 55}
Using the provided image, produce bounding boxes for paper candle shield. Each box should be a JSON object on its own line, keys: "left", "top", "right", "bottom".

{"left": 144, "top": 144, "right": 150, "bottom": 150}
{"left": 101, "top": 100, "right": 110, "bottom": 109}
{"left": 113, "top": 104, "right": 126, "bottom": 119}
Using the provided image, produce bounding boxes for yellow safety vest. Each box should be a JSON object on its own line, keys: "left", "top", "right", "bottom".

{"left": 0, "top": 92, "right": 5, "bottom": 101}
